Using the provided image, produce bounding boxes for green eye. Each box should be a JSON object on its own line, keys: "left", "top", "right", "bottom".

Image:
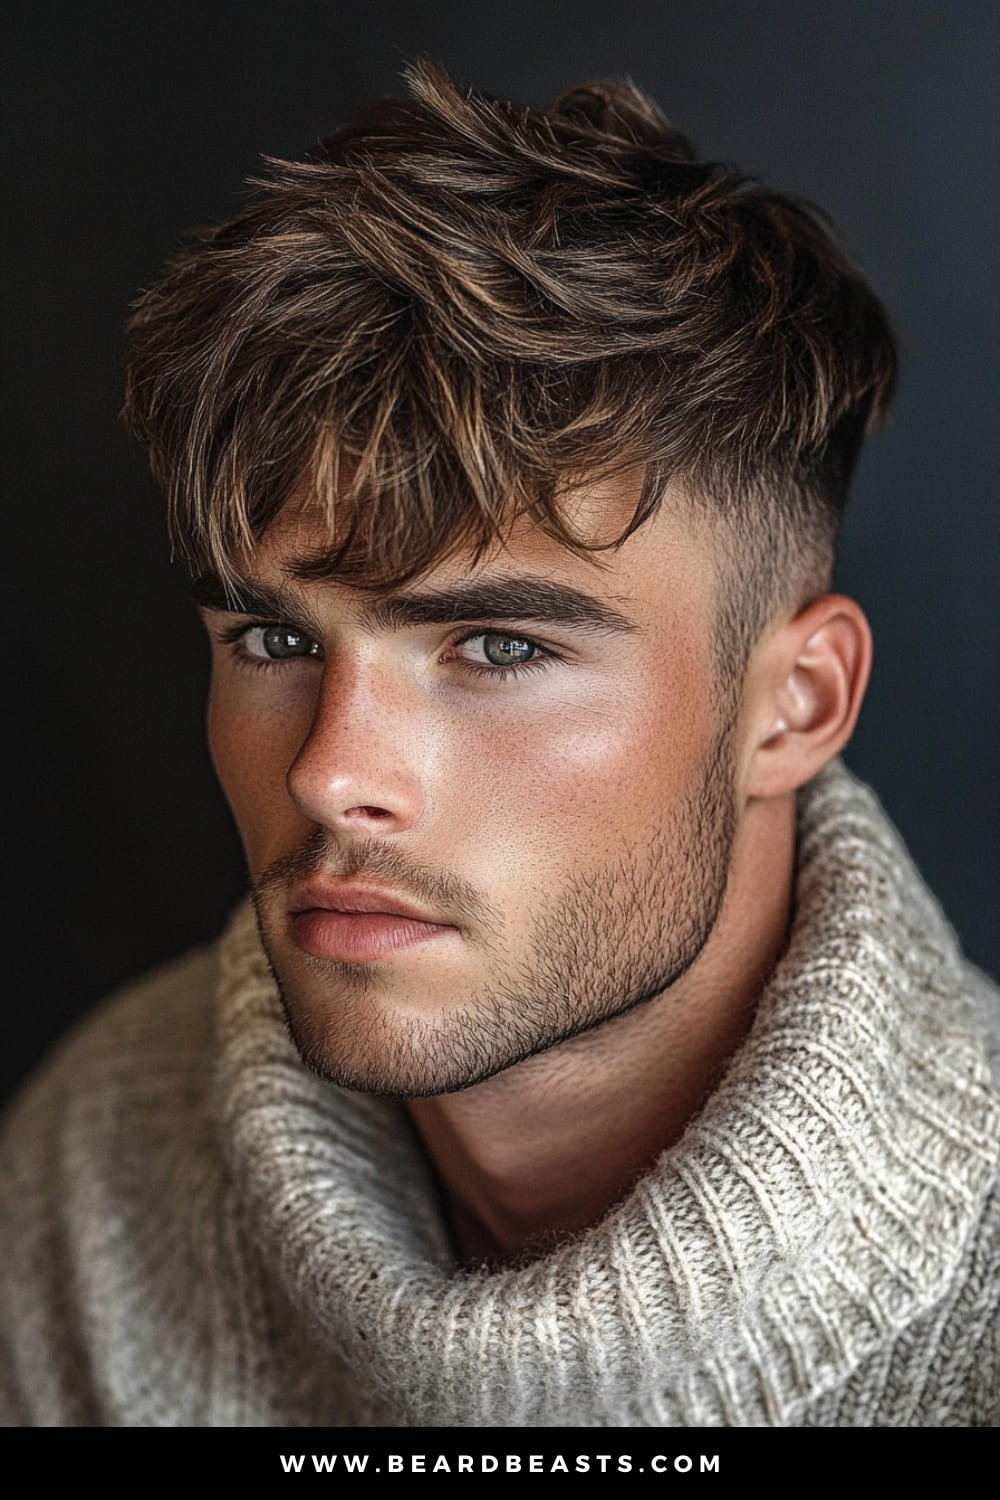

{"left": 252, "top": 625, "right": 317, "bottom": 659}
{"left": 481, "top": 634, "right": 536, "bottom": 667}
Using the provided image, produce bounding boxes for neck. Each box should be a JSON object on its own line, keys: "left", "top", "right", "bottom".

{"left": 407, "top": 791, "right": 796, "bottom": 1264}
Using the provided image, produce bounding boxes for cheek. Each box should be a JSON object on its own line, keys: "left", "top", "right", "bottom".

{"left": 206, "top": 679, "right": 313, "bottom": 867}
{"left": 446, "top": 651, "right": 714, "bottom": 879}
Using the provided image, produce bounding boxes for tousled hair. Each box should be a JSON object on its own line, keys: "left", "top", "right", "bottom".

{"left": 125, "top": 61, "right": 897, "bottom": 678}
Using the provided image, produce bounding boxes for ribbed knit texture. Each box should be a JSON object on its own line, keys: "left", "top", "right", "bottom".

{"left": 2, "top": 764, "right": 998, "bottom": 1426}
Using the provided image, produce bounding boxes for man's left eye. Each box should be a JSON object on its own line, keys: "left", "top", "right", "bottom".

{"left": 245, "top": 624, "right": 319, "bottom": 660}
{"left": 475, "top": 634, "right": 538, "bottom": 667}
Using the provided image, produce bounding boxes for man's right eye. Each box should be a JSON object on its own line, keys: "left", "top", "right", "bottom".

{"left": 242, "top": 623, "right": 321, "bottom": 661}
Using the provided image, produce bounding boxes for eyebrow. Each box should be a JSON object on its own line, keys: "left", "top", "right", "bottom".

{"left": 191, "top": 572, "right": 638, "bottom": 637}
{"left": 191, "top": 573, "right": 326, "bottom": 635}
{"left": 357, "top": 578, "right": 637, "bottom": 635}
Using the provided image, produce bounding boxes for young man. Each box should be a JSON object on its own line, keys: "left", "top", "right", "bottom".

{"left": 2, "top": 64, "right": 997, "bottom": 1427}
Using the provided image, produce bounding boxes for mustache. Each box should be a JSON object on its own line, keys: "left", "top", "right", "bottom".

{"left": 253, "top": 828, "right": 499, "bottom": 932}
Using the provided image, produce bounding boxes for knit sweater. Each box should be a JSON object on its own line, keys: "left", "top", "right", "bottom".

{"left": 2, "top": 765, "right": 998, "bottom": 1427}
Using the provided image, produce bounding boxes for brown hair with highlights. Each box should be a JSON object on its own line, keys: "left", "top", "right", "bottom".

{"left": 125, "top": 61, "right": 896, "bottom": 674}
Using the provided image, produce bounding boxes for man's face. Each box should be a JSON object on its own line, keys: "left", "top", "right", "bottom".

{"left": 202, "top": 478, "right": 740, "bottom": 1097}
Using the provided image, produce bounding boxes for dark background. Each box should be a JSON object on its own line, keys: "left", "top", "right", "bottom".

{"left": 3, "top": 0, "right": 998, "bottom": 1106}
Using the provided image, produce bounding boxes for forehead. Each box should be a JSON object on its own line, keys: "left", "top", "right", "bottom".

{"left": 238, "top": 474, "right": 717, "bottom": 625}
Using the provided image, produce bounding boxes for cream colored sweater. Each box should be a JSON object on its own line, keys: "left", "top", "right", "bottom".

{"left": 2, "top": 766, "right": 998, "bottom": 1426}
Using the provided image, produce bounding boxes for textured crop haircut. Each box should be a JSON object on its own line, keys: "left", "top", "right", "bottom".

{"left": 125, "top": 61, "right": 897, "bottom": 690}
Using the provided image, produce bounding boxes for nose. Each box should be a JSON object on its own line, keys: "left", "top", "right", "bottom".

{"left": 286, "top": 651, "right": 425, "bottom": 837}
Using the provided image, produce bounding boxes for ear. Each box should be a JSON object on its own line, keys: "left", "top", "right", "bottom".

{"left": 743, "top": 595, "right": 872, "bottom": 799}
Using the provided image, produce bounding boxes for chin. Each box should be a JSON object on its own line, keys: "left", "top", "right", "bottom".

{"left": 257, "top": 926, "right": 512, "bottom": 1097}
{"left": 275, "top": 984, "right": 521, "bottom": 1098}
{"left": 268, "top": 938, "right": 714, "bottom": 1101}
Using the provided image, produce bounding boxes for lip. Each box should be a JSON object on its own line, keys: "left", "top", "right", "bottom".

{"left": 287, "top": 880, "right": 456, "bottom": 962}
{"left": 289, "top": 879, "right": 442, "bottom": 923}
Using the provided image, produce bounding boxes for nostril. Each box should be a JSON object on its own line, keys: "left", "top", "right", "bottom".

{"left": 344, "top": 805, "right": 393, "bottom": 820}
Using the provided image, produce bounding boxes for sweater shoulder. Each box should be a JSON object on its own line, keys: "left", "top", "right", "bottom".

{"left": 966, "top": 961, "right": 1000, "bottom": 1090}
{"left": 0, "top": 943, "right": 224, "bottom": 1425}
{"left": 2, "top": 940, "right": 221, "bottom": 1167}
{"left": 9, "top": 942, "right": 219, "bottom": 1107}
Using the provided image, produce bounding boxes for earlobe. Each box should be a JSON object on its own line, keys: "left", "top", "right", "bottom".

{"left": 745, "top": 596, "right": 872, "bottom": 799}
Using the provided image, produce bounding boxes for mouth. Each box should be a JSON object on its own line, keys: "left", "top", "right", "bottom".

{"left": 287, "top": 880, "right": 458, "bottom": 962}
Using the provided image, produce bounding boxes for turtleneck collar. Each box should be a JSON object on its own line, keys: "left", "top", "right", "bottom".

{"left": 214, "top": 763, "right": 998, "bottom": 1426}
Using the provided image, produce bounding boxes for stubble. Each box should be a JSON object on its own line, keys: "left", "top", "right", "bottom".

{"left": 251, "top": 724, "right": 737, "bottom": 1098}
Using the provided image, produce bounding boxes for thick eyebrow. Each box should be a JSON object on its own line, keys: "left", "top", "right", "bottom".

{"left": 190, "top": 573, "right": 326, "bottom": 636}
{"left": 191, "top": 571, "right": 637, "bottom": 637}
{"left": 356, "top": 578, "right": 638, "bottom": 635}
